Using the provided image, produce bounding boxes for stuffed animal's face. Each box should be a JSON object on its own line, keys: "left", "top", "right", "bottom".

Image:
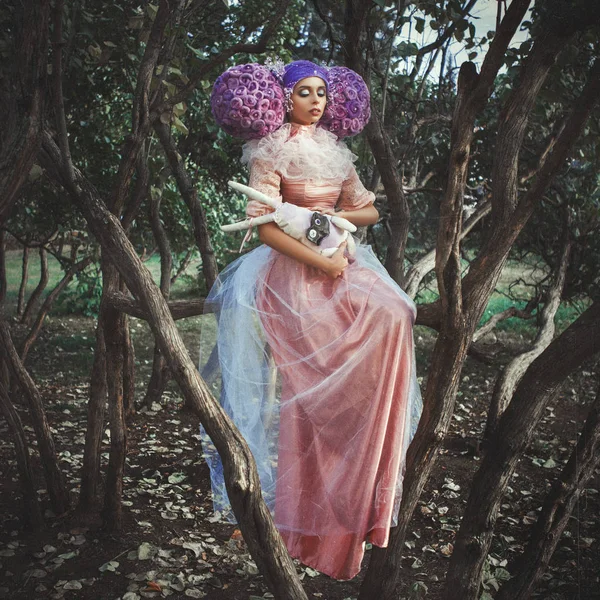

{"left": 306, "top": 212, "right": 331, "bottom": 246}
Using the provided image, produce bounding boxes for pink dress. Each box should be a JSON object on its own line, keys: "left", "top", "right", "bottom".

{"left": 200, "top": 123, "right": 421, "bottom": 580}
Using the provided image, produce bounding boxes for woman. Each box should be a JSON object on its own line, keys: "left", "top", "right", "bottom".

{"left": 201, "top": 60, "right": 422, "bottom": 580}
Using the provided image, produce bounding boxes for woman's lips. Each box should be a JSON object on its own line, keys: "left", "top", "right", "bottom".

{"left": 310, "top": 108, "right": 321, "bottom": 115}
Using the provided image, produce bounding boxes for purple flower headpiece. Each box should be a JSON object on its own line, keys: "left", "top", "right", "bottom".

{"left": 211, "top": 60, "right": 370, "bottom": 140}
{"left": 319, "top": 66, "right": 371, "bottom": 139}
{"left": 210, "top": 63, "right": 285, "bottom": 141}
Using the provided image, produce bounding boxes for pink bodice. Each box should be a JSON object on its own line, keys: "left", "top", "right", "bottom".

{"left": 280, "top": 179, "right": 341, "bottom": 210}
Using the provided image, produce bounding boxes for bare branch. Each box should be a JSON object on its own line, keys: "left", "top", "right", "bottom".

{"left": 404, "top": 199, "right": 491, "bottom": 299}
{"left": 471, "top": 305, "right": 533, "bottom": 343}
{"left": 106, "top": 291, "right": 206, "bottom": 321}
{"left": 484, "top": 217, "right": 571, "bottom": 438}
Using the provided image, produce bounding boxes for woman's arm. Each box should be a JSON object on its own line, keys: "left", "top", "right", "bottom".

{"left": 336, "top": 204, "right": 379, "bottom": 226}
{"left": 258, "top": 222, "right": 348, "bottom": 279}
{"left": 309, "top": 203, "right": 379, "bottom": 226}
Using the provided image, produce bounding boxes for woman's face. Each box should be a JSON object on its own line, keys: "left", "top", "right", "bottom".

{"left": 289, "top": 76, "right": 327, "bottom": 126}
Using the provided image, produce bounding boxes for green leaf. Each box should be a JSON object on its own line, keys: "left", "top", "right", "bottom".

{"left": 173, "top": 116, "right": 189, "bottom": 136}
{"left": 147, "top": 4, "right": 158, "bottom": 20}
{"left": 168, "top": 472, "right": 187, "bottom": 484}
{"left": 173, "top": 102, "right": 187, "bottom": 117}
{"left": 415, "top": 17, "right": 425, "bottom": 34}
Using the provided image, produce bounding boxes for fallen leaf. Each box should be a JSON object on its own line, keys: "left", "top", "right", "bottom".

{"left": 63, "top": 581, "right": 83, "bottom": 590}
{"left": 146, "top": 581, "right": 162, "bottom": 592}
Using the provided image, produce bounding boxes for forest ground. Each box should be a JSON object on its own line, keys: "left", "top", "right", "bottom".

{"left": 0, "top": 251, "right": 598, "bottom": 600}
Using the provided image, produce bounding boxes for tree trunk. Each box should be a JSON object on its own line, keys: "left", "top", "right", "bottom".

{"left": 439, "top": 57, "right": 600, "bottom": 600}
{"left": 17, "top": 246, "right": 30, "bottom": 318}
{"left": 0, "top": 320, "right": 70, "bottom": 514}
{"left": 21, "top": 247, "right": 49, "bottom": 326}
{"left": 367, "top": 111, "right": 410, "bottom": 287}
{"left": 496, "top": 380, "right": 600, "bottom": 600}
{"left": 100, "top": 261, "right": 127, "bottom": 531}
{"left": 40, "top": 131, "right": 308, "bottom": 600}
{"left": 123, "top": 313, "right": 136, "bottom": 419}
{"left": 153, "top": 120, "right": 218, "bottom": 291}
{"left": 484, "top": 235, "right": 570, "bottom": 439}
{"left": 359, "top": 3, "right": 536, "bottom": 597}
{"left": 444, "top": 303, "right": 600, "bottom": 600}
{"left": 20, "top": 256, "right": 92, "bottom": 363}
{"left": 143, "top": 182, "right": 173, "bottom": 407}
{"left": 343, "top": 1, "right": 410, "bottom": 286}
{"left": 0, "top": 230, "right": 6, "bottom": 305}
{"left": 78, "top": 309, "right": 107, "bottom": 513}
{"left": 0, "top": 379, "right": 44, "bottom": 530}
{"left": 0, "top": 0, "right": 50, "bottom": 222}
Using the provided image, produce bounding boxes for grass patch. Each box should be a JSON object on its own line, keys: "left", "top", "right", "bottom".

{"left": 413, "top": 258, "right": 584, "bottom": 337}
{"left": 2, "top": 249, "right": 203, "bottom": 317}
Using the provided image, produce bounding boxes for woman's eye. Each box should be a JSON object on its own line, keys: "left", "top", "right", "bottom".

{"left": 318, "top": 90, "right": 326, "bottom": 97}
{"left": 298, "top": 90, "right": 309, "bottom": 97}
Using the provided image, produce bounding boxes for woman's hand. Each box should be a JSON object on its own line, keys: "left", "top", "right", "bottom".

{"left": 322, "top": 242, "right": 348, "bottom": 279}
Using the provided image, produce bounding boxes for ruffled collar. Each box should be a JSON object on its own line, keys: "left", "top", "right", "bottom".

{"left": 241, "top": 123, "right": 355, "bottom": 183}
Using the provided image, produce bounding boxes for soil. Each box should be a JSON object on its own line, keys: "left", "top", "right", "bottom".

{"left": 0, "top": 316, "right": 598, "bottom": 600}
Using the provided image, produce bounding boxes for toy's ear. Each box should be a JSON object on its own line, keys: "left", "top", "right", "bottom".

{"left": 331, "top": 215, "right": 357, "bottom": 233}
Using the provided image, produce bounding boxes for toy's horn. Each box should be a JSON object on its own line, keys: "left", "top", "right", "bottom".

{"left": 220, "top": 213, "right": 275, "bottom": 232}
{"left": 228, "top": 181, "right": 279, "bottom": 209}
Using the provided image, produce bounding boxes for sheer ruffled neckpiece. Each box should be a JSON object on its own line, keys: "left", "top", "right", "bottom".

{"left": 241, "top": 123, "right": 356, "bottom": 184}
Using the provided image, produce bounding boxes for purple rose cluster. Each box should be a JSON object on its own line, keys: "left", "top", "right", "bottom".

{"left": 319, "top": 67, "right": 371, "bottom": 139}
{"left": 211, "top": 63, "right": 285, "bottom": 140}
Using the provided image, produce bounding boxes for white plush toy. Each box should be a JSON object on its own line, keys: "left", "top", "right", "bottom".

{"left": 222, "top": 181, "right": 357, "bottom": 257}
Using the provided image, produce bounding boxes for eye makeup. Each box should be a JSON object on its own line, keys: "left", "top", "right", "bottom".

{"left": 297, "top": 86, "right": 327, "bottom": 97}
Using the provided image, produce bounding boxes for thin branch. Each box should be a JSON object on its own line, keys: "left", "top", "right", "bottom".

{"left": 311, "top": 0, "right": 343, "bottom": 61}
{"left": 111, "top": 0, "right": 174, "bottom": 215}
{"left": 165, "top": 0, "right": 292, "bottom": 108}
{"left": 52, "top": 0, "right": 75, "bottom": 186}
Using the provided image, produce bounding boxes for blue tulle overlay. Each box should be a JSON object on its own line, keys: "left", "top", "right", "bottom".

{"left": 199, "top": 242, "right": 422, "bottom": 531}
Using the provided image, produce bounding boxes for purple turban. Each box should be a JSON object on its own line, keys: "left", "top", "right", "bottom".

{"left": 283, "top": 60, "right": 329, "bottom": 92}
